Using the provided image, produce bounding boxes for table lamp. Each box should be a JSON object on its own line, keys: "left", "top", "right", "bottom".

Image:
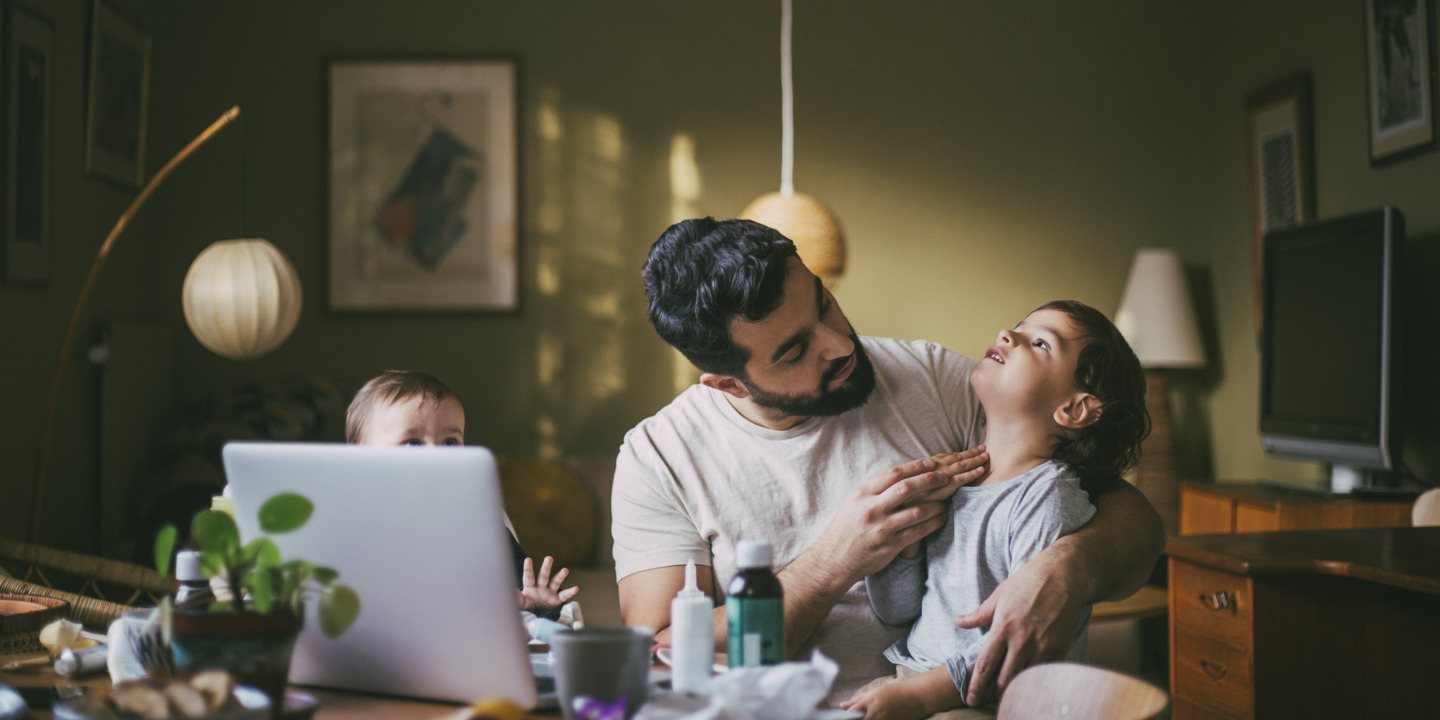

{"left": 1114, "top": 248, "right": 1205, "bottom": 536}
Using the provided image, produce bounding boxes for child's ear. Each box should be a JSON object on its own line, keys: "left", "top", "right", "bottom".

{"left": 700, "top": 372, "right": 750, "bottom": 400}
{"left": 1055, "top": 393, "right": 1102, "bottom": 430}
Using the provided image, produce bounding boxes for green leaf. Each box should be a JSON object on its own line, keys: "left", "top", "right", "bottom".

{"left": 248, "top": 568, "right": 274, "bottom": 614}
{"left": 258, "top": 493, "right": 313, "bottom": 534}
{"left": 245, "top": 538, "right": 282, "bottom": 569}
{"left": 191, "top": 510, "right": 241, "bottom": 557}
{"left": 199, "top": 551, "right": 227, "bottom": 577}
{"left": 154, "top": 525, "right": 177, "bottom": 577}
{"left": 319, "top": 584, "right": 360, "bottom": 638}
{"left": 311, "top": 566, "right": 339, "bottom": 584}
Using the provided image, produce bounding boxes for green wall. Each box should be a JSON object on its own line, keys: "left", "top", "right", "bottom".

{"left": 4, "top": 1, "right": 1436, "bottom": 553}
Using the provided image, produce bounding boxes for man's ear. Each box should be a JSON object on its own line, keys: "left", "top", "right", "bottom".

{"left": 700, "top": 372, "right": 750, "bottom": 400}
{"left": 1054, "top": 393, "right": 1102, "bottom": 430}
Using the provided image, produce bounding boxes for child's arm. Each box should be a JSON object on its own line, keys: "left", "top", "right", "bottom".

{"left": 842, "top": 665, "right": 964, "bottom": 720}
{"left": 864, "top": 551, "right": 926, "bottom": 626}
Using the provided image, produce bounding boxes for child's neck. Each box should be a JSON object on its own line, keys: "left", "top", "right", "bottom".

{"left": 978, "top": 415, "right": 1057, "bottom": 486}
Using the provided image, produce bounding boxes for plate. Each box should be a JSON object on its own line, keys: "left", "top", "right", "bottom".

{"left": 53, "top": 684, "right": 271, "bottom": 720}
{"left": 276, "top": 689, "right": 320, "bottom": 720}
{"left": 654, "top": 647, "right": 728, "bottom": 674}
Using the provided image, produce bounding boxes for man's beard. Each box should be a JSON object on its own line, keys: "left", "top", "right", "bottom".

{"left": 742, "top": 334, "right": 878, "bottom": 418}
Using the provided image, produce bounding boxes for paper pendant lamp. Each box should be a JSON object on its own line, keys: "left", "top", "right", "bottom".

{"left": 741, "top": 191, "right": 847, "bottom": 287}
{"left": 182, "top": 238, "right": 302, "bottom": 360}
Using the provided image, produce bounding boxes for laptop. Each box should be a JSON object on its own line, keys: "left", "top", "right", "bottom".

{"left": 223, "top": 442, "right": 547, "bottom": 707}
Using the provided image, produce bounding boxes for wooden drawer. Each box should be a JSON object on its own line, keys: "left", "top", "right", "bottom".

{"left": 1173, "top": 629, "right": 1254, "bottom": 719}
{"left": 1180, "top": 490, "right": 1234, "bottom": 535}
{"left": 1171, "top": 696, "right": 1237, "bottom": 720}
{"left": 1172, "top": 561, "right": 1251, "bottom": 649}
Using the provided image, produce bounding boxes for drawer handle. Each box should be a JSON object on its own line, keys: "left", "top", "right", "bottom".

{"left": 1200, "top": 660, "right": 1228, "bottom": 680}
{"left": 1199, "top": 591, "right": 1231, "bottom": 611}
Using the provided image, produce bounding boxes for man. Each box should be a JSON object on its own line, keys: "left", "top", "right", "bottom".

{"left": 613, "top": 218, "right": 1164, "bottom": 702}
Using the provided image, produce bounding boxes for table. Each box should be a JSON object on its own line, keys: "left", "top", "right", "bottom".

{"left": 1179, "top": 482, "right": 1413, "bottom": 535}
{"left": 1166, "top": 526, "right": 1440, "bottom": 719}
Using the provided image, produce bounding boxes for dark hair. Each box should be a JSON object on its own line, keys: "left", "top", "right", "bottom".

{"left": 643, "top": 217, "right": 799, "bottom": 376}
{"left": 1037, "top": 300, "right": 1150, "bottom": 487}
{"left": 346, "top": 370, "right": 460, "bottom": 443}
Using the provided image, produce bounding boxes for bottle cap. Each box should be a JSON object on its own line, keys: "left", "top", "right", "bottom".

{"left": 734, "top": 540, "right": 773, "bottom": 569}
{"left": 176, "top": 550, "right": 205, "bottom": 582}
{"left": 677, "top": 559, "right": 705, "bottom": 599}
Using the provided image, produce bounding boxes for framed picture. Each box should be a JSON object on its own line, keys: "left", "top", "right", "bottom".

{"left": 327, "top": 59, "right": 518, "bottom": 312}
{"left": 3, "top": 4, "right": 54, "bottom": 286}
{"left": 85, "top": 0, "right": 151, "bottom": 188}
{"left": 1366, "top": 0, "right": 1436, "bottom": 164}
{"left": 1245, "top": 73, "right": 1316, "bottom": 334}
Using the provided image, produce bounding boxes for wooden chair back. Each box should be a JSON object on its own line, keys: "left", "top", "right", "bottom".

{"left": 1414, "top": 488, "right": 1440, "bottom": 527}
{"left": 0, "top": 537, "right": 176, "bottom": 629}
{"left": 997, "top": 662, "right": 1170, "bottom": 720}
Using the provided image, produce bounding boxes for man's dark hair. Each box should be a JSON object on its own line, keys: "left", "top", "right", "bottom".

{"left": 643, "top": 217, "right": 799, "bottom": 376}
{"left": 346, "top": 370, "right": 459, "bottom": 443}
{"left": 1038, "top": 300, "right": 1151, "bottom": 488}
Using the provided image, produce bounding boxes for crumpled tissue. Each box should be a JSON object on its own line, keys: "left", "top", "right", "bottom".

{"left": 636, "top": 651, "right": 839, "bottom": 720}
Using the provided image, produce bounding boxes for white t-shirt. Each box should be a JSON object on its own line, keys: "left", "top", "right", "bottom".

{"left": 611, "top": 336, "right": 984, "bottom": 697}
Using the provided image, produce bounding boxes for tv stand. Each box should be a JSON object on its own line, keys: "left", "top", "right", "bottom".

{"left": 1179, "top": 482, "right": 1415, "bottom": 535}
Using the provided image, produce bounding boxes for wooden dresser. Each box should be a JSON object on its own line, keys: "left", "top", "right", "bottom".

{"left": 1178, "top": 482, "right": 1413, "bottom": 535}
{"left": 1167, "top": 527, "right": 1440, "bottom": 719}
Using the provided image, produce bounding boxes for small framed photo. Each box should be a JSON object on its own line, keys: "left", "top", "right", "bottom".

{"left": 85, "top": 0, "right": 151, "bottom": 188}
{"left": 4, "top": 4, "right": 55, "bottom": 286}
{"left": 1365, "top": 0, "right": 1436, "bottom": 164}
{"left": 327, "top": 59, "right": 518, "bottom": 312}
{"left": 1245, "top": 73, "right": 1316, "bottom": 334}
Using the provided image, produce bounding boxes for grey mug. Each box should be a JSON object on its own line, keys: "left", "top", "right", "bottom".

{"left": 550, "top": 626, "right": 653, "bottom": 720}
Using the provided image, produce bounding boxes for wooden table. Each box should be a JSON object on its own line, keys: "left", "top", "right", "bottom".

{"left": 1179, "top": 481, "right": 1414, "bottom": 535}
{"left": 1166, "top": 526, "right": 1440, "bottom": 719}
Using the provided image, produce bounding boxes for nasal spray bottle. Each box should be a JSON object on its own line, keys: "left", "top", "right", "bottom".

{"left": 669, "top": 560, "right": 713, "bottom": 694}
{"left": 726, "top": 539, "right": 784, "bottom": 668}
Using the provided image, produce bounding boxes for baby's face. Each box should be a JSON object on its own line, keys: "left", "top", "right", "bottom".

{"left": 362, "top": 395, "right": 465, "bottom": 447}
{"left": 970, "top": 308, "right": 1085, "bottom": 417}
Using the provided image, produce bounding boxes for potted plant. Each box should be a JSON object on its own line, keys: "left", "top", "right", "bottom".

{"left": 154, "top": 493, "right": 360, "bottom": 712}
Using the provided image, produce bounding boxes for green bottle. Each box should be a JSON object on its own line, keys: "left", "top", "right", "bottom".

{"left": 726, "top": 539, "right": 784, "bottom": 668}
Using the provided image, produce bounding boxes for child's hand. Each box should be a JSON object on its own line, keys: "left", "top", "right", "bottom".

{"left": 932, "top": 447, "right": 989, "bottom": 488}
{"left": 840, "top": 682, "right": 928, "bottom": 720}
{"left": 518, "top": 556, "right": 579, "bottom": 614}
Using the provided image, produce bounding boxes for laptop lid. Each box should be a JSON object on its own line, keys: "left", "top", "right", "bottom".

{"left": 222, "top": 442, "right": 536, "bottom": 707}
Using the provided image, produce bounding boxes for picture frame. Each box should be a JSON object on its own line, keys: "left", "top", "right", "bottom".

{"left": 327, "top": 59, "right": 518, "bottom": 312}
{"left": 1366, "top": 0, "right": 1436, "bottom": 164}
{"left": 85, "top": 0, "right": 151, "bottom": 188}
{"left": 3, "top": 3, "right": 54, "bottom": 286}
{"left": 1245, "top": 73, "right": 1316, "bottom": 335}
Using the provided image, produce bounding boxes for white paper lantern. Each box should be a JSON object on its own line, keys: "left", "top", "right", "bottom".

{"left": 182, "top": 238, "right": 302, "bottom": 360}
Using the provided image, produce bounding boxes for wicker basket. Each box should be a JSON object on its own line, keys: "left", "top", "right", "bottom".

{"left": 0, "top": 593, "right": 69, "bottom": 654}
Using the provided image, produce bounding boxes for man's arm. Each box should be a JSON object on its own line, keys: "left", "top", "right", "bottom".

{"left": 954, "top": 478, "right": 1163, "bottom": 705}
{"left": 619, "top": 450, "right": 989, "bottom": 654}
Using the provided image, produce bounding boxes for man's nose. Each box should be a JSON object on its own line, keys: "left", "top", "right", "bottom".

{"left": 820, "top": 324, "right": 854, "bottom": 360}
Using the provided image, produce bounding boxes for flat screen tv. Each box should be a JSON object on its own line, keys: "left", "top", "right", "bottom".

{"left": 1259, "top": 206, "right": 1402, "bottom": 493}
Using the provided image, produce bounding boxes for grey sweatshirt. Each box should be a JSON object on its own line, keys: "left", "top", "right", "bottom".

{"left": 865, "top": 460, "right": 1097, "bottom": 703}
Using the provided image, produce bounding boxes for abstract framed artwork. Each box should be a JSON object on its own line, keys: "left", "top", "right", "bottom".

{"left": 85, "top": 0, "right": 151, "bottom": 188}
{"left": 3, "top": 3, "right": 54, "bottom": 286}
{"left": 1245, "top": 73, "right": 1315, "bottom": 335}
{"left": 327, "top": 59, "right": 518, "bottom": 312}
{"left": 1365, "top": 0, "right": 1436, "bottom": 164}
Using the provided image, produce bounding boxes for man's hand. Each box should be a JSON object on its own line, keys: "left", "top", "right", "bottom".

{"left": 518, "top": 556, "right": 579, "bottom": 615}
{"left": 953, "top": 551, "right": 1084, "bottom": 705}
{"left": 807, "top": 447, "right": 988, "bottom": 587}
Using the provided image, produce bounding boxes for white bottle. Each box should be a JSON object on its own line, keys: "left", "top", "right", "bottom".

{"left": 669, "top": 559, "right": 713, "bottom": 694}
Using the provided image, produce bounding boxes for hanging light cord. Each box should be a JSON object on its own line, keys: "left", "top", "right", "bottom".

{"left": 240, "top": 112, "right": 248, "bottom": 238}
{"left": 780, "top": 0, "right": 794, "bottom": 196}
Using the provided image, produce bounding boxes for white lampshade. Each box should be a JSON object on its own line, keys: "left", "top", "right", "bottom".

{"left": 741, "top": 191, "right": 847, "bottom": 287}
{"left": 182, "top": 238, "right": 302, "bottom": 360}
{"left": 1114, "top": 248, "right": 1205, "bottom": 369}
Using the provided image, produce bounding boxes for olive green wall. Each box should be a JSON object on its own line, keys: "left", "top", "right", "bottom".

{"left": 4, "top": 1, "right": 1436, "bottom": 553}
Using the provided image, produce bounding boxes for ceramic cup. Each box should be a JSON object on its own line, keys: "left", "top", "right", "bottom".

{"left": 550, "top": 626, "right": 653, "bottom": 720}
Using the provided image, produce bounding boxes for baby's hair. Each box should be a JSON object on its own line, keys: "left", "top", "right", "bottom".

{"left": 346, "top": 370, "right": 459, "bottom": 444}
{"left": 1038, "top": 300, "right": 1150, "bottom": 487}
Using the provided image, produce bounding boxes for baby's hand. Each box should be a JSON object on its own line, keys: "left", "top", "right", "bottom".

{"left": 840, "top": 682, "right": 927, "bottom": 720}
{"left": 518, "top": 556, "right": 579, "bottom": 615}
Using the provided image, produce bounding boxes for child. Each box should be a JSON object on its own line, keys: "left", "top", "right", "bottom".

{"left": 346, "top": 370, "right": 580, "bottom": 617}
{"left": 843, "top": 300, "right": 1148, "bottom": 719}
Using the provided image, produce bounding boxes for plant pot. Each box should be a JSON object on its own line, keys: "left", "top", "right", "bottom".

{"left": 170, "top": 607, "right": 302, "bottom": 715}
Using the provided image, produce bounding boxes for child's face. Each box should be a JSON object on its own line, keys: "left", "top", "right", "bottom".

{"left": 970, "top": 308, "right": 1087, "bottom": 419}
{"left": 361, "top": 395, "right": 465, "bottom": 447}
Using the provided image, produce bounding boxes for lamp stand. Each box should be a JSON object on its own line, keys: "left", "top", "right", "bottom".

{"left": 1134, "top": 371, "right": 1181, "bottom": 536}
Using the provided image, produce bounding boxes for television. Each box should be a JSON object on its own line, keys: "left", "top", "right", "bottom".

{"left": 1259, "top": 206, "right": 1402, "bottom": 494}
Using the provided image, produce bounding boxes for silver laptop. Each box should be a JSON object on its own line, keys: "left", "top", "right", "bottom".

{"left": 223, "top": 442, "right": 539, "bottom": 707}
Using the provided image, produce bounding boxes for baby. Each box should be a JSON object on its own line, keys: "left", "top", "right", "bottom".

{"left": 844, "top": 300, "right": 1149, "bottom": 718}
{"left": 346, "top": 370, "right": 579, "bottom": 616}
